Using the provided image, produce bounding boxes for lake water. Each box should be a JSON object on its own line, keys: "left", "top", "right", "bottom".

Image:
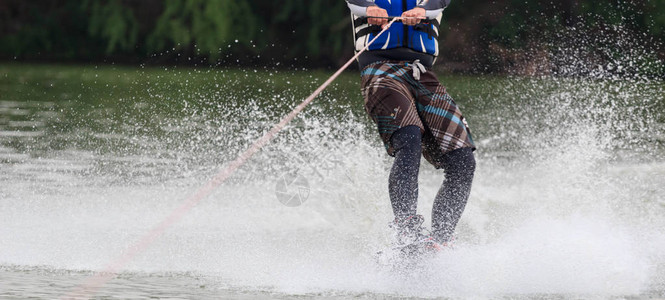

{"left": 1, "top": 63, "right": 664, "bottom": 298}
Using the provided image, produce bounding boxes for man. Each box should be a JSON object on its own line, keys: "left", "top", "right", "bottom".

{"left": 346, "top": 0, "right": 476, "bottom": 256}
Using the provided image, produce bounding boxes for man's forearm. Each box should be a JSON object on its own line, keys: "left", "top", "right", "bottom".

{"left": 346, "top": 0, "right": 375, "bottom": 7}
{"left": 418, "top": 0, "right": 451, "bottom": 18}
{"left": 416, "top": 0, "right": 451, "bottom": 10}
{"left": 346, "top": 0, "right": 451, "bottom": 18}
{"left": 346, "top": 0, "right": 375, "bottom": 16}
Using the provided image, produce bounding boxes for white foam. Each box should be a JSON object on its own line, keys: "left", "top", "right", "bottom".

{"left": 1, "top": 75, "right": 663, "bottom": 298}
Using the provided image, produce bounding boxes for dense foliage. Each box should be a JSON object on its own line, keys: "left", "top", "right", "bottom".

{"left": 1, "top": 0, "right": 663, "bottom": 75}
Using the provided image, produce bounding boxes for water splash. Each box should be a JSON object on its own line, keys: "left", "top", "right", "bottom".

{"left": 0, "top": 61, "right": 664, "bottom": 298}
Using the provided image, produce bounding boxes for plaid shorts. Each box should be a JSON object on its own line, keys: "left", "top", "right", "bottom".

{"left": 361, "top": 61, "right": 475, "bottom": 169}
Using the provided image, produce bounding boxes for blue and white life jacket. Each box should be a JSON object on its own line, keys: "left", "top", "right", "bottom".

{"left": 351, "top": 0, "right": 442, "bottom": 56}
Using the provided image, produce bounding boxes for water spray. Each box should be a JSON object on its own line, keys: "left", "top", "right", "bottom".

{"left": 63, "top": 17, "right": 405, "bottom": 299}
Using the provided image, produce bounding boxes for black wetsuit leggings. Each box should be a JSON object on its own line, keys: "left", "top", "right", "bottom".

{"left": 389, "top": 125, "right": 476, "bottom": 243}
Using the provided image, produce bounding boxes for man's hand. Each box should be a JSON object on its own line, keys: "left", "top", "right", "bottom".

{"left": 401, "top": 7, "right": 425, "bottom": 26}
{"left": 366, "top": 6, "right": 389, "bottom": 27}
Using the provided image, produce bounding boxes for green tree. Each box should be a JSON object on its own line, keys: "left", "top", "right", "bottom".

{"left": 268, "top": 0, "right": 350, "bottom": 62}
{"left": 146, "top": 0, "right": 256, "bottom": 61}
{"left": 644, "top": 0, "right": 665, "bottom": 36}
{"left": 85, "top": 0, "right": 139, "bottom": 54}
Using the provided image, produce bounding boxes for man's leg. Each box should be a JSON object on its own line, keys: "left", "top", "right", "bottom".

{"left": 389, "top": 125, "right": 422, "bottom": 220}
{"left": 431, "top": 147, "right": 476, "bottom": 243}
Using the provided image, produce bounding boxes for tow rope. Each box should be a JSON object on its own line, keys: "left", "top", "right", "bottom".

{"left": 65, "top": 17, "right": 407, "bottom": 299}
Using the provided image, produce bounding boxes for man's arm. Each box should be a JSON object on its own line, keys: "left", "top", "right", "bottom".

{"left": 347, "top": 0, "right": 451, "bottom": 17}
{"left": 346, "top": 0, "right": 389, "bottom": 26}
{"left": 346, "top": 0, "right": 374, "bottom": 16}
{"left": 416, "top": 0, "right": 451, "bottom": 19}
{"left": 346, "top": 0, "right": 449, "bottom": 26}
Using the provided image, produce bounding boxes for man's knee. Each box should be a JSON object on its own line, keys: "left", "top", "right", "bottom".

{"left": 443, "top": 147, "right": 475, "bottom": 178}
{"left": 390, "top": 125, "right": 422, "bottom": 154}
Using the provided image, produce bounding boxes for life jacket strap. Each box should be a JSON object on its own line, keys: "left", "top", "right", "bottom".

{"left": 413, "top": 19, "right": 439, "bottom": 39}
{"left": 356, "top": 25, "right": 383, "bottom": 38}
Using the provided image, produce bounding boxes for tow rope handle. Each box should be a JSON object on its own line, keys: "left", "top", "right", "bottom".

{"left": 364, "top": 15, "right": 432, "bottom": 22}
